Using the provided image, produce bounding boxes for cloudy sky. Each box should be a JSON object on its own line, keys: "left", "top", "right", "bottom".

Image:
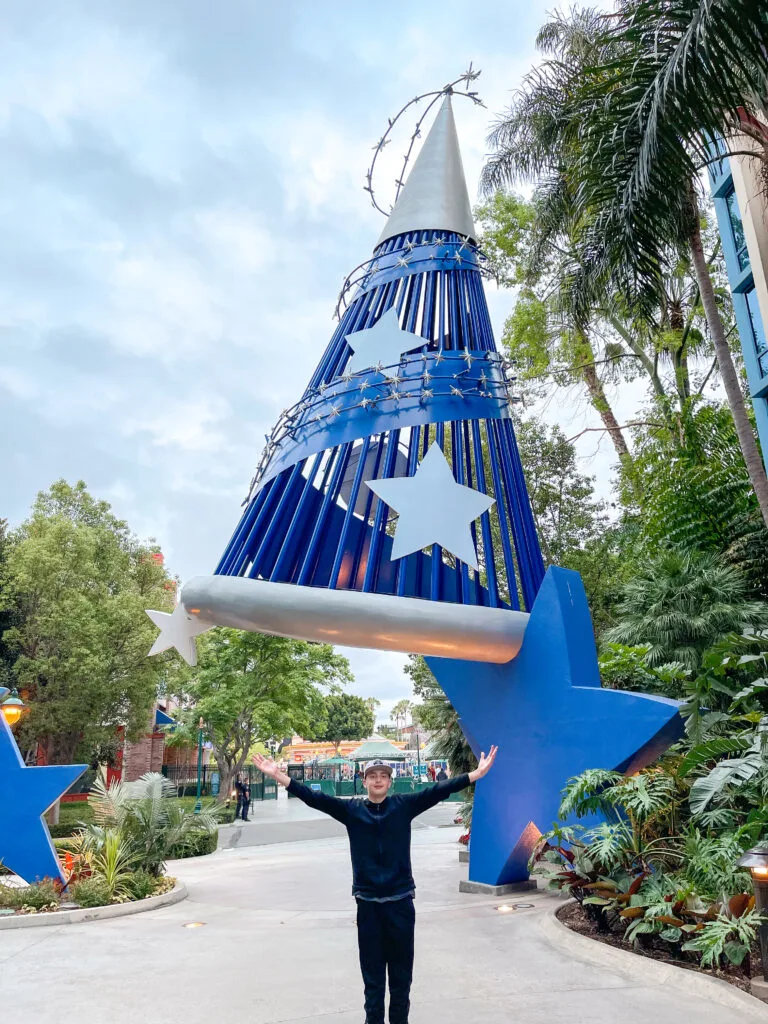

{"left": 1, "top": 0, "right": 627, "bottom": 724}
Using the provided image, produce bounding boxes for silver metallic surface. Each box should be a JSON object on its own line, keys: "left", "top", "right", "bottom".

{"left": 181, "top": 575, "right": 528, "bottom": 663}
{"left": 376, "top": 95, "right": 476, "bottom": 247}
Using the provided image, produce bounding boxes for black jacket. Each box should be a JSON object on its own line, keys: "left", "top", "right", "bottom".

{"left": 287, "top": 775, "right": 470, "bottom": 899}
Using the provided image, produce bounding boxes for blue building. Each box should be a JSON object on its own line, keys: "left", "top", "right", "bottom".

{"left": 709, "top": 149, "right": 768, "bottom": 470}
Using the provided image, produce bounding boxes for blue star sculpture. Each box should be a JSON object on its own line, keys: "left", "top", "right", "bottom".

{"left": 427, "top": 567, "right": 682, "bottom": 886}
{"left": 0, "top": 716, "right": 87, "bottom": 883}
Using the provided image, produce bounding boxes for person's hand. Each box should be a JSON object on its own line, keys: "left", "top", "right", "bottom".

{"left": 470, "top": 745, "right": 498, "bottom": 782}
{"left": 252, "top": 753, "right": 280, "bottom": 779}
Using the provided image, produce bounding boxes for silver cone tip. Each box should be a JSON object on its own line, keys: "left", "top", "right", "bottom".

{"left": 376, "top": 94, "right": 476, "bottom": 248}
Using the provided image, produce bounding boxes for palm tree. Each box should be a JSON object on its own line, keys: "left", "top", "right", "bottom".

{"left": 390, "top": 699, "right": 412, "bottom": 741}
{"left": 605, "top": 550, "right": 768, "bottom": 671}
{"left": 483, "top": 5, "right": 768, "bottom": 527}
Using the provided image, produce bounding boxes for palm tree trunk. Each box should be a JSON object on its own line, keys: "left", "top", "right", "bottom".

{"left": 689, "top": 212, "right": 768, "bottom": 529}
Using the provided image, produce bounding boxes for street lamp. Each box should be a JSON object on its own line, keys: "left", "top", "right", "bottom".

{"left": 736, "top": 845, "right": 768, "bottom": 994}
{"left": 194, "top": 716, "right": 204, "bottom": 815}
{"left": 0, "top": 688, "right": 27, "bottom": 727}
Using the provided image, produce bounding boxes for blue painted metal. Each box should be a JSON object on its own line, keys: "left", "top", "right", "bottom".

{"left": 209, "top": 149, "right": 682, "bottom": 888}
{"left": 427, "top": 568, "right": 683, "bottom": 885}
{"left": 708, "top": 151, "right": 768, "bottom": 470}
{"left": 217, "top": 227, "right": 546, "bottom": 612}
{"left": 0, "top": 715, "right": 87, "bottom": 884}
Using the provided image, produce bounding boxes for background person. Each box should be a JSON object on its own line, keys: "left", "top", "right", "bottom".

{"left": 253, "top": 746, "right": 498, "bottom": 1024}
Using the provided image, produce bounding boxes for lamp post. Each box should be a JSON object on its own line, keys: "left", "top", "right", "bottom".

{"left": 194, "top": 716, "right": 204, "bottom": 815}
{"left": 736, "top": 845, "right": 768, "bottom": 1000}
{"left": 0, "top": 687, "right": 27, "bottom": 728}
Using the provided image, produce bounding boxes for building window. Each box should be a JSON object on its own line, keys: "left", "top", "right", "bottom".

{"left": 726, "top": 189, "right": 751, "bottom": 271}
{"left": 745, "top": 287, "right": 768, "bottom": 379}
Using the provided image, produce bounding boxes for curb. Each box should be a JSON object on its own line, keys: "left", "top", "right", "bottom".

{"left": 0, "top": 881, "right": 187, "bottom": 930}
{"left": 539, "top": 900, "right": 768, "bottom": 1019}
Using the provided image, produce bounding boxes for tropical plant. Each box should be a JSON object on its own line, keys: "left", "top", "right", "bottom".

{"left": 64, "top": 826, "right": 136, "bottom": 900}
{"left": 605, "top": 551, "right": 768, "bottom": 672}
{"left": 482, "top": 5, "right": 768, "bottom": 525}
{"left": 86, "top": 769, "right": 217, "bottom": 876}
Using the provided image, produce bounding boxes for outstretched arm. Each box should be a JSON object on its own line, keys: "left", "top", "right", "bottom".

{"left": 252, "top": 753, "right": 351, "bottom": 825}
{"left": 407, "top": 746, "right": 498, "bottom": 818}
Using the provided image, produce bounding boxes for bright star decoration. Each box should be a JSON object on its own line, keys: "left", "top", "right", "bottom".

{"left": 365, "top": 442, "right": 494, "bottom": 570}
{"left": 426, "top": 567, "right": 682, "bottom": 886}
{"left": 344, "top": 307, "right": 425, "bottom": 374}
{"left": 0, "top": 716, "right": 88, "bottom": 883}
{"left": 146, "top": 602, "right": 213, "bottom": 667}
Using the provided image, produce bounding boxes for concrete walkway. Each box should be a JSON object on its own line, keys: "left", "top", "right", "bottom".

{"left": 0, "top": 807, "right": 764, "bottom": 1023}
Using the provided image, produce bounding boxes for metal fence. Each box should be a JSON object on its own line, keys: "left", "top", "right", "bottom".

{"left": 161, "top": 764, "right": 277, "bottom": 800}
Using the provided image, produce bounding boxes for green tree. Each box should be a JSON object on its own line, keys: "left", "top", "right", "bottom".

{"left": 406, "top": 656, "right": 476, "bottom": 780}
{"left": 308, "top": 693, "right": 375, "bottom": 753}
{"left": 605, "top": 550, "right": 768, "bottom": 672}
{"left": 168, "top": 629, "right": 351, "bottom": 800}
{"left": 515, "top": 417, "right": 606, "bottom": 566}
{"left": 482, "top": 7, "right": 768, "bottom": 524}
{"left": 1, "top": 480, "right": 174, "bottom": 767}
{"left": 390, "top": 698, "right": 412, "bottom": 740}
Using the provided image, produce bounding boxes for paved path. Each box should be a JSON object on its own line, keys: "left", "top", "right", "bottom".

{"left": 0, "top": 802, "right": 764, "bottom": 1023}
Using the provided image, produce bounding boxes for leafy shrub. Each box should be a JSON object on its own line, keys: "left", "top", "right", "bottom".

{"left": 121, "top": 871, "right": 160, "bottom": 901}
{"left": 169, "top": 828, "right": 217, "bottom": 859}
{"left": 69, "top": 878, "right": 113, "bottom": 908}
{"left": 0, "top": 879, "right": 61, "bottom": 911}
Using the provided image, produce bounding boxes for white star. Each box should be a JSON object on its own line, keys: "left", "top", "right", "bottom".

{"left": 450, "top": 386, "right": 465, "bottom": 397}
{"left": 365, "top": 443, "right": 494, "bottom": 570}
{"left": 404, "top": 240, "right": 417, "bottom": 251}
{"left": 462, "top": 351, "right": 474, "bottom": 367}
{"left": 434, "top": 351, "right": 445, "bottom": 365}
{"left": 359, "top": 379, "right": 371, "bottom": 392}
{"left": 388, "top": 388, "right": 402, "bottom": 402}
{"left": 344, "top": 308, "right": 424, "bottom": 374}
{"left": 396, "top": 255, "right": 412, "bottom": 268}
{"left": 360, "top": 397, "right": 374, "bottom": 409}
{"left": 341, "top": 371, "right": 355, "bottom": 383}
{"left": 453, "top": 251, "right": 463, "bottom": 263}
{"left": 329, "top": 404, "right": 341, "bottom": 418}
{"left": 420, "top": 389, "right": 434, "bottom": 400}
{"left": 385, "top": 374, "right": 402, "bottom": 386}
{"left": 422, "top": 371, "right": 432, "bottom": 384}
{"left": 146, "top": 604, "right": 212, "bottom": 667}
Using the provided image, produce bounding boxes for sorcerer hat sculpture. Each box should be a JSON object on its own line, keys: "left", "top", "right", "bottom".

{"left": 147, "top": 74, "right": 682, "bottom": 889}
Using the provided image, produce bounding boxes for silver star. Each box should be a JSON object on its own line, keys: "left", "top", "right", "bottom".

{"left": 313, "top": 413, "right": 324, "bottom": 423}
{"left": 360, "top": 397, "right": 374, "bottom": 409}
{"left": 342, "top": 371, "right": 355, "bottom": 383}
{"left": 359, "top": 379, "right": 371, "bottom": 392}
{"left": 374, "top": 361, "right": 385, "bottom": 374}
{"left": 396, "top": 255, "right": 412, "bottom": 268}
{"left": 318, "top": 382, "right": 329, "bottom": 393}
{"left": 370, "top": 261, "right": 381, "bottom": 274}
{"left": 344, "top": 308, "right": 424, "bottom": 375}
{"left": 365, "top": 443, "right": 494, "bottom": 570}
{"left": 385, "top": 374, "right": 402, "bottom": 387}
{"left": 434, "top": 351, "right": 445, "bottom": 365}
{"left": 479, "top": 371, "right": 488, "bottom": 387}
{"left": 420, "top": 389, "right": 434, "bottom": 400}
{"left": 429, "top": 252, "right": 437, "bottom": 260}
{"left": 329, "top": 404, "right": 341, "bottom": 418}
{"left": 434, "top": 236, "right": 446, "bottom": 246}
{"left": 450, "top": 386, "right": 464, "bottom": 398}
{"left": 404, "top": 240, "right": 417, "bottom": 251}
{"left": 389, "top": 388, "right": 402, "bottom": 402}
{"left": 422, "top": 371, "right": 432, "bottom": 384}
{"left": 462, "top": 351, "right": 474, "bottom": 367}
{"left": 453, "top": 251, "right": 463, "bottom": 263}
{"left": 146, "top": 603, "right": 213, "bottom": 666}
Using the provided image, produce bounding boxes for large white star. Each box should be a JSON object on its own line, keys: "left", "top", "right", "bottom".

{"left": 146, "top": 602, "right": 213, "bottom": 666}
{"left": 344, "top": 307, "right": 425, "bottom": 374}
{"left": 366, "top": 442, "right": 495, "bottom": 570}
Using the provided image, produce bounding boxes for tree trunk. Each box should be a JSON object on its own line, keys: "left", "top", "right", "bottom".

{"left": 577, "top": 344, "right": 639, "bottom": 498}
{"left": 689, "top": 213, "right": 768, "bottom": 529}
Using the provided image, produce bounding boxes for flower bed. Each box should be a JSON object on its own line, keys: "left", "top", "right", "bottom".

{"left": 556, "top": 899, "right": 761, "bottom": 995}
{"left": 0, "top": 874, "right": 176, "bottom": 917}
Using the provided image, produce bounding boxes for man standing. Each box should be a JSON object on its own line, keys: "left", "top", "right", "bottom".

{"left": 253, "top": 745, "right": 498, "bottom": 1024}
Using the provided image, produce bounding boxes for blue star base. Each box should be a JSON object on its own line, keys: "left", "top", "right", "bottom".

{"left": 0, "top": 716, "right": 87, "bottom": 884}
{"left": 427, "top": 567, "right": 683, "bottom": 887}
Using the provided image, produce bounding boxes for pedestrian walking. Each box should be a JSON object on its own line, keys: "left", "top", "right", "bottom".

{"left": 253, "top": 745, "right": 498, "bottom": 1024}
{"left": 436, "top": 766, "right": 447, "bottom": 782}
{"left": 241, "top": 779, "right": 250, "bottom": 821}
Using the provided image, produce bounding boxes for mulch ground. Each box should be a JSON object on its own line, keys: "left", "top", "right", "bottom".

{"left": 557, "top": 900, "right": 762, "bottom": 995}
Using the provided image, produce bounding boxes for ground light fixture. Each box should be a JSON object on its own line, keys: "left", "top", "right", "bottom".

{"left": 0, "top": 687, "right": 27, "bottom": 727}
{"left": 183, "top": 922, "right": 206, "bottom": 929}
{"left": 736, "top": 845, "right": 768, "bottom": 986}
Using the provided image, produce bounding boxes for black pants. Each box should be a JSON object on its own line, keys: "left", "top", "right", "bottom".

{"left": 356, "top": 896, "right": 415, "bottom": 1024}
